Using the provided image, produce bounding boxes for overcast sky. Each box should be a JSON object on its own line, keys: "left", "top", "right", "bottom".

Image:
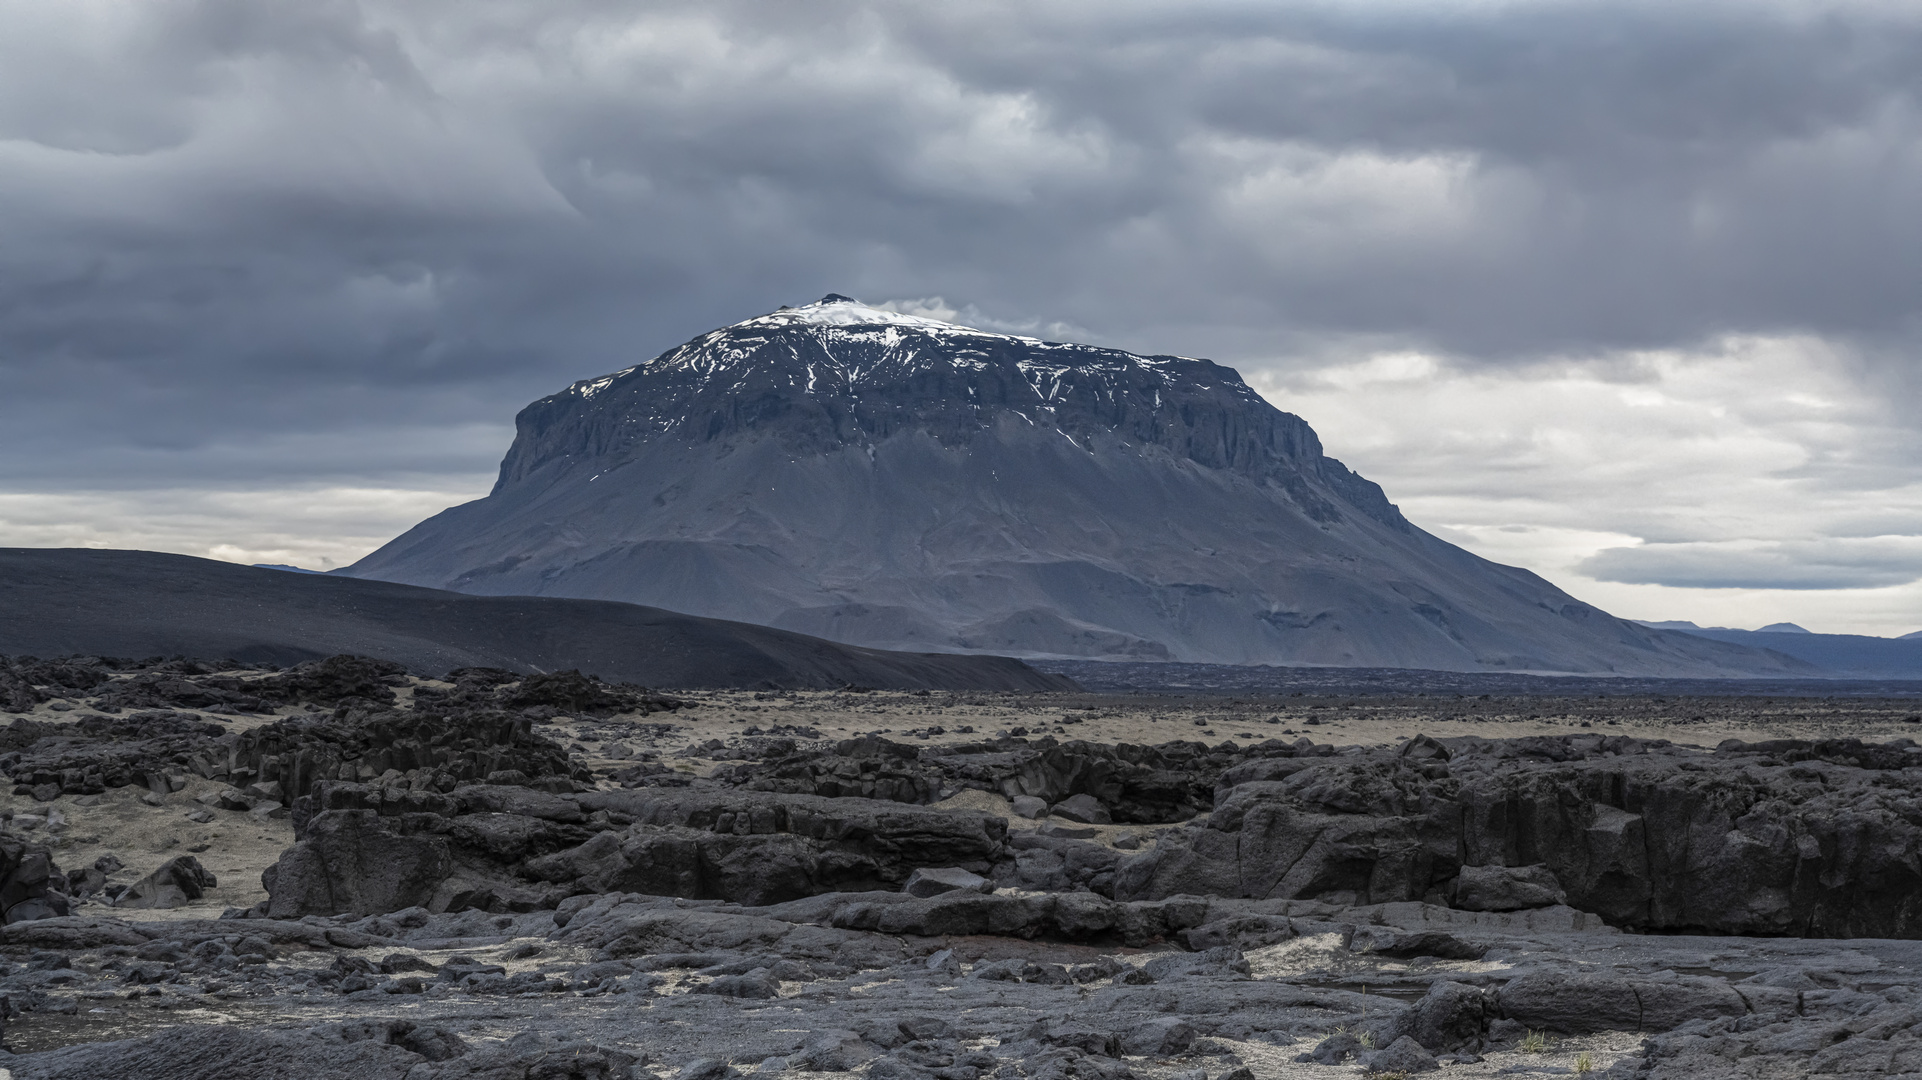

{"left": 3, "top": 0, "right": 1920, "bottom": 636}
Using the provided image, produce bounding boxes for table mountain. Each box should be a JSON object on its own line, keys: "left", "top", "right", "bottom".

{"left": 346, "top": 296, "right": 1804, "bottom": 676}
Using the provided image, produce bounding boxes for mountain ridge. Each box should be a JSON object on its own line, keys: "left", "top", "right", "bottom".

{"left": 1634, "top": 619, "right": 1922, "bottom": 678}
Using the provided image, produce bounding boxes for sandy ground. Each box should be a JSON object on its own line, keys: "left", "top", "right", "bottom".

{"left": 0, "top": 775, "right": 292, "bottom": 917}
{"left": 545, "top": 684, "right": 1922, "bottom": 778}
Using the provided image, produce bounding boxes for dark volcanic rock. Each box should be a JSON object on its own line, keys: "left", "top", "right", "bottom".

{"left": 530, "top": 789, "right": 1009, "bottom": 906}
{"left": 263, "top": 784, "right": 1012, "bottom": 915}
{"left": 10, "top": 1023, "right": 426, "bottom": 1080}
{"left": 902, "top": 867, "right": 994, "bottom": 898}
{"left": 0, "top": 654, "right": 617, "bottom": 804}
{"left": 229, "top": 706, "right": 583, "bottom": 804}
{"left": 1362, "top": 1035, "right": 1439, "bottom": 1074}
{"left": 0, "top": 832, "right": 72, "bottom": 923}
{"left": 717, "top": 736, "right": 1218, "bottom": 824}
{"left": 1452, "top": 863, "right": 1567, "bottom": 912}
{"left": 0, "top": 656, "right": 111, "bottom": 714}
{"left": 247, "top": 729, "right": 1922, "bottom": 939}
{"left": 502, "top": 670, "right": 683, "bottom": 715}
{"left": 8, "top": 722, "right": 1922, "bottom": 1080}
{"left": 264, "top": 809, "right": 454, "bottom": 917}
{"left": 115, "top": 855, "right": 217, "bottom": 910}
{"left": 1118, "top": 733, "right": 1922, "bottom": 937}
{"left": 3, "top": 709, "right": 225, "bottom": 800}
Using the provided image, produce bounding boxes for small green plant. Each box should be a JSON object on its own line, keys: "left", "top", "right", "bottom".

{"left": 1519, "top": 1029, "right": 1550, "bottom": 1054}
{"left": 1575, "top": 1051, "right": 1596, "bottom": 1073}
{"left": 1356, "top": 1031, "right": 1376, "bottom": 1049}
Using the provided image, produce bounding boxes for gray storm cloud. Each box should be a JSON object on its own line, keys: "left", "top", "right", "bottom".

{"left": 1580, "top": 537, "right": 1922, "bottom": 591}
{"left": 1, "top": 0, "right": 1919, "bottom": 603}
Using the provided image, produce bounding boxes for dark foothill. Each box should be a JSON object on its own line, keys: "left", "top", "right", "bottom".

{"left": 0, "top": 549, "right": 1076, "bottom": 692}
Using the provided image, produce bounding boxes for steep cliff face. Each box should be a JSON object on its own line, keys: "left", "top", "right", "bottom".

{"left": 347, "top": 296, "right": 1801, "bottom": 675}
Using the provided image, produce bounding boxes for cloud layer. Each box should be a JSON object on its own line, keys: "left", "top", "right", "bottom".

{"left": 2, "top": 1, "right": 1919, "bottom": 632}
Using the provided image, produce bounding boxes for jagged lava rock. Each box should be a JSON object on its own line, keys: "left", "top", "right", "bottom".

{"left": 1120, "top": 733, "right": 1922, "bottom": 937}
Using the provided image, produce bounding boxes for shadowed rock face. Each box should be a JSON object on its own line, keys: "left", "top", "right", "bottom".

{"left": 1122, "top": 734, "right": 1922, "bottom": 937}
{"left": 347, "top": 296, "right": 1803, "bottom": 677}
{"left": 258, "top": 730, "right": 1922, "bottom": 940}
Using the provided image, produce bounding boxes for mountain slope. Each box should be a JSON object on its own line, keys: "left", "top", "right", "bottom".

{"left": 348, "top": 296, "right": 1808, "bottom": 676}
{"left": 0, "top": 548, "right": 1072, "bottom": 691}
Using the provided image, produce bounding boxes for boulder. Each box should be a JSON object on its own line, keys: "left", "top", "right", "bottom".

{"left": 114, "top": 856, "right": 217, "bottom": 910}
{"left": 903, "top": 867, "right": 994, "bottom": 898}
{"left": 696, "top": 970, "right": 780, "bottom": 999}
{"left": 263, "top": 810, "right": 452, "bottom": 917}
{"left": 1404, "top": 981, "right": 1493, "bottom": 1051}
{"left": 1362, "top": 1035, "right": 1438, "bottom": 1074}
{"left": 1452, "top": 864, "right": 1567, "bottom": 912}
{"left": 0, "top": 835, "right": 72, "bottom": 923}
{"left": 791, "top": 1030, "right": 876, "bottom": 1072}
{"left": 1010, "top": 796, "right": 1050, "bottom": 819}
{"left": 1037, "top": 820, "right": 1098, "bottom": 840}
{"left": 1633, "top": 975, "right": 1750, "bottom": 1030}
{"left": 1304, "top": 1033, "right": 1362, "bottom": 1065}
{"left": 677, "top": 1059, "right": 738, "bottom": 1080}
{"left": 1120, "top": 1017, "right": 1196, "bottom": 1056}
{"left": 1494, "top": 971, "right": 1749, "bottom": 1035}
{"left": 1497, "top": 973, "right": 1642, "bottom": 1034}
{"left": 1052, "top": 793, "right": 1113, "bottom": 825}
{"left": 897, "top": 1017, "right": 955, "bottom": 1042}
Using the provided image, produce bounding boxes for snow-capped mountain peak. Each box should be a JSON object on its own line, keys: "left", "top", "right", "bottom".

{"left": 737, "top": 294, "right": 990, "bottom": 335}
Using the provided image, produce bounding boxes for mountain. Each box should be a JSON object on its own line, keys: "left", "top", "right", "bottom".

{"left": 0, "top": 548, "right": 1071, "bottom": 691}
{"left": 347, "top": 295, "right": 1809, "bottom": 677}
{"left": 1633, "top": 619, "right": 1922, "bottom": 678}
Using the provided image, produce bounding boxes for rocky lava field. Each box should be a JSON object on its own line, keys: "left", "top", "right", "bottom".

{"left": 1, "top": 655, "right": 1922, "bottom": 1078}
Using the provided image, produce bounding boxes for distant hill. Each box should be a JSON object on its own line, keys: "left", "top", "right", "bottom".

{"left": 0, "top": 548, "right": 1073, "bottom": 691}
{"left": 1635, "top": 621, "right": 1922, "bottom": 678}
{"left": 346, "top": 296, "right": 1809, "bottom": 678}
